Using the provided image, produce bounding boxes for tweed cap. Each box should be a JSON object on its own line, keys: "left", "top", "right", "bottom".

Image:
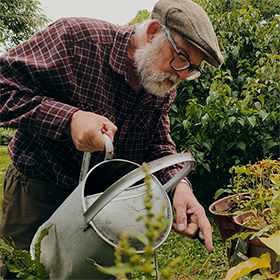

{"left": 151, "top": 0, "right": 223, "bottom": 68}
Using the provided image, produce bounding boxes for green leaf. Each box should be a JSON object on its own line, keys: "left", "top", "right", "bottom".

{"left": 209, "top": 90, "right": 219, "bottom": 101}
{"left": 195, "top": 151, "right": 204, "bottom": 162}
{"left": 254, "top": 102, "right": 261, "bottom": 111}
{"left": 35, "top": 224, "right": 53, "bottom": 264}
{"left": 171, "top": 104, "right": 178, "bottom": 113}
{"left": 259, "top": 110, "right": 269, "bottom": 121}
{"left": 237, "top": 142, "right": 246, "bottom": 151}
{"left": 97, "top": 262, "right": 137, "bottom": 275}
{"left": 228, "top": 116, "right": 236, "bottom": 125}
{"left": 247, "top": 116, "right": 256, "bottom": 127}
{"left": 250, "top": 225, "right": 272, "bottom": 240}
{"left": 224, "top": 84, "right": 232, "bottom": 94}
{"left": 202, "top": 163, "right": 211, "bottom": 172}
{"left": 201, "top": 113, "right": 210, "bottom": 127}
{"left": 213, "top": 75, "right": 222, "bottom": 80}
{"left": 257, "top": 95, "right": 265, "bottom": 105}
{"left": 219, "top": 119, "right": 225, "bottom": 131}
{"left": 214, "top": 188, "right": 233, "bottom": 200}
{"left": 203, "top": 142, "right": 212, "bottom": 151}
{"left": 251, "top": 274, "right": 266, "bottom": 280}
{"left": 227, "top": 142, "right": 235, "bottom": 150}
{"left": 124, "top": 231, "right": 149, "bottom": 246}
{"left": 237, "top": 118, "right": 245, "bottom": 127}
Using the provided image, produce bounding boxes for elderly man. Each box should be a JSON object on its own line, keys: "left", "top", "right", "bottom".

{"left": 0, "top": 0, "right": 223, "bottom": 278}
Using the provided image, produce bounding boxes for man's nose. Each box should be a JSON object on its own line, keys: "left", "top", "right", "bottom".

{"left": 176, "top": 68, "right": 190, "bottom": 80}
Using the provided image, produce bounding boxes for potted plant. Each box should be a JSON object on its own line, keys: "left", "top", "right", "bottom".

{"left": 209, "top": 159, "right": 280, "bottom": 271}
{"left": 208, "top": 192, "right": 249, "bottom": 243}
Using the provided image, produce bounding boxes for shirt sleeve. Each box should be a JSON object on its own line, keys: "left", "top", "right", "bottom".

{"left": 0, "top": 19, "right": 79, "bottom": 140}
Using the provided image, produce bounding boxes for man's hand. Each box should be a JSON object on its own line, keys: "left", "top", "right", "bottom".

{"left": 65, "top": 110, "right": 117, "bottom": 152}
{"left": 172, "top": 182, "right": 213, "bottom": 252}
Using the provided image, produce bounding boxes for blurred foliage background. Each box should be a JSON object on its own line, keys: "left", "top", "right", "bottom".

{"left": 169, "top": 0, "right": 280, "bottom": 208}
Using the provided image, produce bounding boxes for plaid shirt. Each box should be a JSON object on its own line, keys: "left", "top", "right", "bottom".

{"left": 0, "top": 17, "right": 185, "bottom": 190}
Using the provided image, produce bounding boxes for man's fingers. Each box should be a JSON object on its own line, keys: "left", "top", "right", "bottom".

{"left": 69, "top": 110, "right": 117, "bottom": 152}
{"left": 174, "top": 217, "right": 187, "bottom": 232}
{"left": 104, "top": 129, "right": 114, "bottom": 143}
{"left": 198, "top": 220, "right": 213, "bottom": 252}
{"left": 173, "top": 202, "right": 188, "bottom": 231}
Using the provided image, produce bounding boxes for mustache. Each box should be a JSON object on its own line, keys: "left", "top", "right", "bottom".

{"left": 150, "top": 71, "right": 181, "bottom": 85}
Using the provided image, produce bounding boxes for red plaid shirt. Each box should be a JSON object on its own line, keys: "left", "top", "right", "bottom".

{"left": 0, "top": 17, "right": 184, "bottom": 189}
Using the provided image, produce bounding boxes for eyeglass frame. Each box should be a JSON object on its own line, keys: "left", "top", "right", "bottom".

{"left": 162, "top": 25, "right": 203, "bottom": 80}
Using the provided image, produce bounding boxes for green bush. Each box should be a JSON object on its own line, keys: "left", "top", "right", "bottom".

{"left": 169, "top": 2, "right": 280, "bottom": 207}
{"left": 0, "top": 128, "right": 15, "bottom": 145}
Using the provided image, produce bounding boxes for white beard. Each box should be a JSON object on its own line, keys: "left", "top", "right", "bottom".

{"left": 134, "top": 33, "right": 181, "bottom": 96}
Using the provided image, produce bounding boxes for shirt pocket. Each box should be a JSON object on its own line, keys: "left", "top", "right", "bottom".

{"left": 133, "top": 109, "right": 162, "bottom": 131}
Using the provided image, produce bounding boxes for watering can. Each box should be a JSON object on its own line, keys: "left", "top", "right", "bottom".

{"left": 30, "top": 134, "right": 195, "bottom": 279}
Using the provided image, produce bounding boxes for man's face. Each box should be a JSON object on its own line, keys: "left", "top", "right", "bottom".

{"left": 134, "top": 28, "right": 204, "bottom": 96}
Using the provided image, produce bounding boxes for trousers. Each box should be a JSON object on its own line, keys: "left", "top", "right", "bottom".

{"left": 0, "top": 162, "right": 72, "bottom": 279}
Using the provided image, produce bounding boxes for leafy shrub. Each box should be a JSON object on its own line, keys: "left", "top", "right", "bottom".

{"left": 0, "top": 225, "right": 52, "bottom": 279}
{"left": 0, "top": 128, "right": 15, "bottom": 145}
{"left": 169, "top": 2, "right": 280, "bottom": 207}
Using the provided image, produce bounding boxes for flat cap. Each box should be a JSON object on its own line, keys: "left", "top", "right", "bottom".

{"left": 151, "top": 0, "right": 223, "bottom": 68}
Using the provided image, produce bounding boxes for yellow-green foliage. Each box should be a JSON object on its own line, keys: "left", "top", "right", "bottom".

{"left": 0, "top": 225, "right": 52, "bottom": 279}
{"left": 97, "top": 162, "right": 182, "bottom": 279}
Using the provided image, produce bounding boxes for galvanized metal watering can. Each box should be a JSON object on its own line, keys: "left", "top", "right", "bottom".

{"left": 30, "top": 134, "right": 195, "bottom": 279}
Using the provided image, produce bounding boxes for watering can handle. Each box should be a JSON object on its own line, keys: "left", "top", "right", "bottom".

{"left": 79, "top": 134, "right": 114, "bottom": 183}
{"left": 83, "top": 151, "right": 195, "bottom": 225}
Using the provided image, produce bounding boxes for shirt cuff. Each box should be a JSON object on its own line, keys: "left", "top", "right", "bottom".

{"left": 169, "top": 178, "right": 193, "bottom": 199}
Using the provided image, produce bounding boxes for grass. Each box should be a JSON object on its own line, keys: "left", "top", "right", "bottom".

{"left": 0, "top": 145, "right": 229, "bottom": 279}
{"left": 132, "top": 224, "right": 229, "bottom": 279}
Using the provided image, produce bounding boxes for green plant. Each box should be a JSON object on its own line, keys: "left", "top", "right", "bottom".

{"left": 214, "top": 159, "right": 280, "bottom": 233}
{"left": 0, "top": 224, "right": 52, "bottom": 279}
{"left": 0, "top": 128, "right": 15, "bottom": 145}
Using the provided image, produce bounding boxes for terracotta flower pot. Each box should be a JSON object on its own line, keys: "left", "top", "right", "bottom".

{"left": 209, "top": 193, "right": 249, "bottom": 243}
{"left": 234, "top": 210, "right": 280, "bottom": 273}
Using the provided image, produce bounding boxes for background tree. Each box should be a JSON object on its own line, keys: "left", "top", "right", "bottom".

{"left": 198, "top": 0, "right": 280, "bottom": 21}
{"left": 0, "top": 0, "right": 50, "bottom": 54}
{"left": 169, "top": 0, "right": 280, "bottom": 207}
{"left": 125, "top": 9, "right": 150, "bottom": 26}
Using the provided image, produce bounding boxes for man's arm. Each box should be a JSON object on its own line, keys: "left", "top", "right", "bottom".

{"left": 0, "top": 19, "right": 78, "bottom": 140}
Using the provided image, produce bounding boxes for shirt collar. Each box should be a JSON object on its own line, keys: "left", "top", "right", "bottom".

{"left": 109, "top": 25, "right": 135, "bottom": 86}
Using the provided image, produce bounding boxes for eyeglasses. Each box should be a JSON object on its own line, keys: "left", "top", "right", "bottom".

{"left": 162, "top": 25, "right": 202, "bottom": 81}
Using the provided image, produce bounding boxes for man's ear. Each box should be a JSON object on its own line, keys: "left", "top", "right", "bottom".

{"left": 146, "top": 19, "right": 162, "bottom": 43}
